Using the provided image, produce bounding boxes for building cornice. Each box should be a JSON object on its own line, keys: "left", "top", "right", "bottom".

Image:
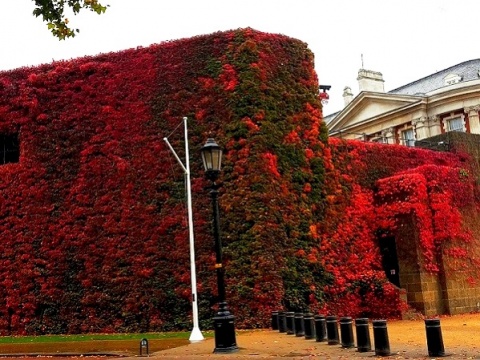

{"left": 329, "top": 99, "right": 426, "bottom": 135}
{"left": 327, "top": 92, "right": 423, "bottom": 132}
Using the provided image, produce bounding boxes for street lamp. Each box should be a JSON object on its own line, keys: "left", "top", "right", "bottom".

{"left": 200, "top": 138, "right": 238, "bottom": 354}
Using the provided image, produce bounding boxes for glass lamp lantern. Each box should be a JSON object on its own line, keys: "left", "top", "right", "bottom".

{"left": 200, "top": 138, "right": 222, "bottom": 181}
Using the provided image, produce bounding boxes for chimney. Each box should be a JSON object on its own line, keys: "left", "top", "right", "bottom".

{"left": 343, "top": 86, "right": 354, "bottom": 107}
{"left": 357, "top": 69, "right": 385, "bottom": 92}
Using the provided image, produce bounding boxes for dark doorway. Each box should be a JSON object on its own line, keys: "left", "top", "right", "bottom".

{"left": 379, "top": 236, "right": 400, "bottom": 287}
{"left": 0, "top": 134, "right": 19, "bottom": 164}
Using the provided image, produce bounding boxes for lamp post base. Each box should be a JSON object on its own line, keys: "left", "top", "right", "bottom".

{"left": 213, "top": 301, "right": 239, "bottom": 353}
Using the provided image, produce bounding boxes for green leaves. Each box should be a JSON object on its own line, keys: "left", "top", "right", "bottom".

{"left": 32, "top": 0, "right": 109, "bottom": 40}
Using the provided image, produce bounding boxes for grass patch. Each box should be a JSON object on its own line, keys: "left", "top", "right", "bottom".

{"left": 0, "top": 332, "right": 214, "bottom": 344}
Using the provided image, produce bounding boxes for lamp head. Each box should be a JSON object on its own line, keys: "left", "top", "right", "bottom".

{"left": 201, "top": 138, "right": 222, "bottom": 182}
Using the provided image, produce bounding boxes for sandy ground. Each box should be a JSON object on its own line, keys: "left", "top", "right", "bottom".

{"left": 151, "top": 313, "right": 480, "bottom": 359}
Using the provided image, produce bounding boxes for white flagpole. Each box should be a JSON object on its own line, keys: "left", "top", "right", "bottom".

{"left": 163, "top": 117, "right": 204, "bottom": 342}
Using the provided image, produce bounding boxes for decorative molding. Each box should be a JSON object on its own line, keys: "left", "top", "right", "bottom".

{"left": 381, "top": 127, "right": 394, "bottom": 136}
{"left": 443, "top": 73, "right": 462, "bottom": 86}
{"left": 412, "top": 116, "right": 428, "bottom": 127}
{"left": 464, "top": 105, "right": 480, "bottom": 115}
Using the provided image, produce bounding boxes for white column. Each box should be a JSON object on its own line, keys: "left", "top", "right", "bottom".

{"left": 428, "top": 115, "right": 442, "bottom": 136}
{"left": 412, "top": 116, "right": 429, "bottom": 140}
{"left": 464, "top": 106, "right": 480, "bottom": 134}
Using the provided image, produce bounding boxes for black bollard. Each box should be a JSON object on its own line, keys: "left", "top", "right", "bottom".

{"left": 326, "top": 315, "right": 339, "bottom": 345}
{"left": 340, "top": 316, "right": 355, "bottom": 348}
{"left": 271, "top": 311, "right": 279, "bottom": 330}
{"left": 373, "top": 319, "right": 391, "bottom": 356}
{"left": 315, "top": 315, "right": 327, "bottom": 342}
{"left": 425, "top": 318, "right": 445, "bottom": 357}
{"left": 286, "top": 312, "right": 295, "bottom": 335}
{"left": 278, "top": 312, "right": 286, "bottom": 333}
{"left": 294, "top": 313, "right": 305, "bottom": 337}
{"left": 355, "top": 318, "right": 372, "bottom": 352}
{"left": 304, "top": 313, "right": 315, "bottom": 340}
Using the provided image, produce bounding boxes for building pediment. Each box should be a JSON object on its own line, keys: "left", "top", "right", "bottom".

{"left": 328, "top": 92, "right": 422, "bottom": 133}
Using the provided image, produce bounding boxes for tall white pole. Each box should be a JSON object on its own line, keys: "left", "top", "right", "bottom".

{"left": 163, "top": 117, "right": 204, "bottom": 342}
{"left": 183, "top": 117, "right": 204, "bottom": 342}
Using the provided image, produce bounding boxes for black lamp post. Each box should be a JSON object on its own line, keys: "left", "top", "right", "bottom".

{"left": 200, "top": 138, "right": 238, "bottom": 354}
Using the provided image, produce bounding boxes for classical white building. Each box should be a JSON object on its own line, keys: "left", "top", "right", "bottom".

{"left": 325, "top": 59, "right": 480, "bottom": 146}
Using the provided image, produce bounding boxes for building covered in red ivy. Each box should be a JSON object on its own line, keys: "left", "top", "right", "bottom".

{"left": 0, "top": 28, "right": 479, "bottom": 335}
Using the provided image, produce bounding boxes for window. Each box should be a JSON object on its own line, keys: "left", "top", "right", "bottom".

{"left": 401, "top": 128, "right": 415, "bottom": 147}
{"left": 0, "top": 134, "right": 19, "bottom": 164}
{"left": 371, "top": 136, "right": 387, "bottom": 144}
{"left": 447, "top": 117, "right": 464, "bottom": 132}
{"left": 443, "top": 73, "right": 462, "bottom": 86}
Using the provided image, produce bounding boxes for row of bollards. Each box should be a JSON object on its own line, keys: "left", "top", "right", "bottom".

{"left": 271, "top": 311, "right": 446, "bottom": 357}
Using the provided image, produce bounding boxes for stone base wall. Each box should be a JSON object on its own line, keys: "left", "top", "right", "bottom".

{"left": 401, "top": 271, "right": 445, "bottom": 315}
{"left": 400, "top": 271, "right": 424, "bottom": 312}
{"left": 394, "top": 215, "right": 446, "bottom": 315}
{"left": 393, "top": 133, "right": 480, "bottom": 316}
{"left": 392, "top": 211, "right": 480, "bottom": 316}
{"left": 443, "top": 270, "right": 480, "bottom": 314}
{"left": 419, "top": 272, "right": 445, "bottom": 315}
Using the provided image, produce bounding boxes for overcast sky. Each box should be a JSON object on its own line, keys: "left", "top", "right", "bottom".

{"left": 1, "top": 0, "right": 479, "bottom": 113}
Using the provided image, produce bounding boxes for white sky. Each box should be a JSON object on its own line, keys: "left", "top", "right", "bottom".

{"left": 1, "top": 0, "right": 479, "bottom": 113}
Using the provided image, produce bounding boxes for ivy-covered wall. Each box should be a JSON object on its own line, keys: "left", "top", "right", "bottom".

{"left": 0, "top": 28, "right": 478, "bottom": 335}
{"left": 0, "top": 28, "right": 328, "bottom": 334}
{"left": 322, "top": 139, "right": 479, "bottom": 317}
